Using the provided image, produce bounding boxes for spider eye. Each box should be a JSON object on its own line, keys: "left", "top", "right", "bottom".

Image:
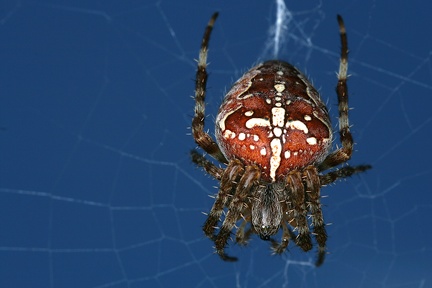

{"left": 258, "top": 227, "right": 276, "bottom": 240}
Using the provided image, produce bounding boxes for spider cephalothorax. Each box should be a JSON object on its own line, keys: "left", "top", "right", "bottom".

{"left": 191, "top": 13, "right": 371, "bottom": 266}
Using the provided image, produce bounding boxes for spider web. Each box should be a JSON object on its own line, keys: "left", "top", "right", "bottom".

{"left": 1, "top": 0, "right": 431, "bottom": 287}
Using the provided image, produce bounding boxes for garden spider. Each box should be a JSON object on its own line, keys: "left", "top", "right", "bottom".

{"left": 191, "top": 13, "right": 371, "bottom": 266}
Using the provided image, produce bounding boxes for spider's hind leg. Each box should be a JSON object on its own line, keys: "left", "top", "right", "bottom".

{"left": 192, "top": 12, "right": 227, "bottom": 164}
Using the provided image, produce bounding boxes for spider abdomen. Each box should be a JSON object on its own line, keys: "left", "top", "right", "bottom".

{"left": 215, "top": 60, "right": 332, "bottom": 182}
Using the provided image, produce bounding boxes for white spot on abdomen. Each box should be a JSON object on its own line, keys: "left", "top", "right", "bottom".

{"left": 218, "top": 106, "right": 241, "bottom": 131}
{"left": 306, "top": 137, "right": 317, "bottom": 145}
{"left": 286, "top": 120, "right": 308, "bottom": 133}
{"left": 274, "top": 84, "right": 286, "bottom": 92}
{"left": 269, "top": 138, "right": 282, "bottom": 181}
{"left": 245, "top": 118, "right": 271, "bottom": 129}
{"left": 223, "top": 130, "right": 236, "bottom": 139}
{"left": 273, "top": 127, "right": 282, "bottom": 137}
{"left": 271, "top": 107, "right": 285, "bottom": 127}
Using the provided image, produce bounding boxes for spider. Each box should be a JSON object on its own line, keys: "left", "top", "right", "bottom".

{"left": 190, "top": 12, "right": 371, "bottom": 266}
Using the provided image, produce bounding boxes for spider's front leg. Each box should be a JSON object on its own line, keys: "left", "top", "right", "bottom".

{"left": 202, "top": 159, "right": 244, "bottom": 239}
{"left": 213, "top": 165, "right": 260, "bottom": 261}
{"left": 270, "top": 221, "right": 295, "bottom": 255}
{"left": 303, "top": 166, "right": 327, "bottom": 266}
{"left": 286, "top": 172, "right": 312, "bottom": 252}
{"left": 235, "top": 212, "right": 254, "bottom": 246}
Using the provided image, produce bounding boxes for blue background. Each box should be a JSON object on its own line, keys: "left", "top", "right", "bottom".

{"left": 1, "top": 1, "right": 431, "bottom": 287}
